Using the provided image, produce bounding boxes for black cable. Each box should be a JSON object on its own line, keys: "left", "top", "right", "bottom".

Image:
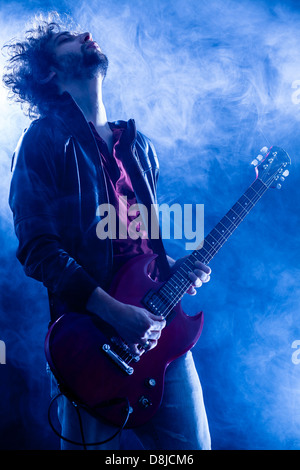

{"left": 72, "top": 401, "right": 87, "bottom": 450}
{"left": 47, "top": 392, "right": 131, "bottom": 448}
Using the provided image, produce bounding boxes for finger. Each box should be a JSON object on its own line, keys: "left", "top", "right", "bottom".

{"left": 143, "top": 339, "right": 158, "bottom": 352}
{"left": 194, "top": 261, "right": 211, "bottom": 275}
{"left": 136, "top": 337, "right": 159, "bottom": 355}
{"left": 128, "top": 343, "right": 143, "bottom": 356}
{"left": 187, "top": 286, "right": 197, "bottom": 296}
{"left": 194, "top": 269, "right": 211, "bottom": 283}
{"left": 144, "top": 328, "right": 163, "bottom": 342}
{"left": 188, "top": 271, "right": 203, "bottom": 287}
{"left": 147, "top": 312, "right": 166, "bottom": 330}
{"left": 130, "top": 341, "right": 157, "bottom": 356}
{"left": 147, "top": 339, "right": 158, "bottom": 351}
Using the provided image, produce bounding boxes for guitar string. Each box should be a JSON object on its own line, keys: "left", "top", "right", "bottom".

{"left": 166, "top": 162, "right": 288, "bottom": 312}
{"left": 154, "top": 178, "right": 271, "bottom": 320}
{"left": 124, "top": 179, "right": 268, "bottom": 364}
{"left": 121, "top": 167, "right": 284, "bottom": 364}
{"left": 151, "top": 156, "right": 288, "bottom": 322}
{"left": 123, "top": 179, "right": 269, "bottom": 365}
{"left": 162, "top": 165, "right": 287, "bottom": 315}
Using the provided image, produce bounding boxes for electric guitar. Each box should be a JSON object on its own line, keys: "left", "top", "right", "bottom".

{"left": 45, "top": 145, "right": 291, "bottom": 429}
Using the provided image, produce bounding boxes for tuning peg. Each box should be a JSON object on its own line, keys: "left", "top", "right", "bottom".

{"left": 251, "top": 159, "right": 259, "bottom": 166}
{"left": 260, "top": 146, "right": 268, "bottom": 155}
{"left": 280, "top": 176, "right": 285, "bottom": 182}
{"left": 282, "top": 170, "right": 289, "bottom": 177}
{"left": 276, "top": 183, "right": 282, "bottom": 189}
{"left": 256, "top": 154, "right": 263, "bottom": 162}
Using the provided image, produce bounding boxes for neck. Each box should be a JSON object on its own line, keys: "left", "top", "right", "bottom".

{"left": 59, "top": 76, "right": 109, "bottom": 129}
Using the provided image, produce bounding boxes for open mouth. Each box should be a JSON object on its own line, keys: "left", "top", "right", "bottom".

{"left": 86, "top": 41, "right": 99, "bottom": 50}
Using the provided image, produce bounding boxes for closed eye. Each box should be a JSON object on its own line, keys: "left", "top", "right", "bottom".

{"left": 59, "top": 36, "right": 73, "bottom": 44}
{"left": 56, "top": 32, "right": 74, "bottom": 45}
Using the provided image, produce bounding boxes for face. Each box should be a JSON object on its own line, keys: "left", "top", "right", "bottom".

{"left": 50, "top": 31, "right": 108, "bottom": 81}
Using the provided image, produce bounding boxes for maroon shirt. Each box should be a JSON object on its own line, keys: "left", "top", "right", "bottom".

{"left": 89, "top": 122, "right": 153, "bottom": 276}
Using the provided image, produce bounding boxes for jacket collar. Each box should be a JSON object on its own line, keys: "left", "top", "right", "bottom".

{"left": 50, "top": 92, "right": 148, "bottom": 197}
{"left": 50, "top": 91, "right": 136, "bottom": 146}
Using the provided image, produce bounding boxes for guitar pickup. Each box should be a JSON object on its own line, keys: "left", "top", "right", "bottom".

{"left": 102, "top": 344, "right": 134, "bottom": 375}
{"left": 142, "top": 289, "right": 166, "bottom": 315}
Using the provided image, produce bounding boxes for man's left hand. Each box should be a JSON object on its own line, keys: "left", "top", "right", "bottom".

{"left": 169, "top": 256, "right": 211, "bottom": 296}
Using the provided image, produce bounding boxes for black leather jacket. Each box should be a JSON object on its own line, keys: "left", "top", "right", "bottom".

{"left": 9, "top": 92, "right": 168, "bottom": 318}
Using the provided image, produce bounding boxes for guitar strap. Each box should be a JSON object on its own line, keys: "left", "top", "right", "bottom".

{"left": 135, "top": 188, "right": 171, "bottom": 282}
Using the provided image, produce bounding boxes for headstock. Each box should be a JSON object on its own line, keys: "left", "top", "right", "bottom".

{"left": 251, "top": 146, "right": 291, "bottom": 189}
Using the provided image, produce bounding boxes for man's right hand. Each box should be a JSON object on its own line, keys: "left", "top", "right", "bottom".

{"left": 112, "top": 302, "right": 166, "bottom": 355}
{"left": 86, "top": 286, "right": 166, "bottom": 355}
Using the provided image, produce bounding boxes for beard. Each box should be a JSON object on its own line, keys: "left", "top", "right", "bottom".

{"left": 55, "top": 46, "right": 109, "bottom": 81}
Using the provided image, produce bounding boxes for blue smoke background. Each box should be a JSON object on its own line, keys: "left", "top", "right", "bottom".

{"left": 0, "top": 0, "right": 300, "bottom": 450}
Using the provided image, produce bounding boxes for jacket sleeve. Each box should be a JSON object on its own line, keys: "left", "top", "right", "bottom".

{"left": 9, "top": 122, "right": 99, "bottom": 312}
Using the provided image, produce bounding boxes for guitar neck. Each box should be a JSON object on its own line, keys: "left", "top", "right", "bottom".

{"left": 157, "top": 177, "right": 269, "bottom": 313}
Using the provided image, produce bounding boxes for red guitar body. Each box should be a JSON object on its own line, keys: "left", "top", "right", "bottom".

{"left": 45, "top": 254, "right": 204, "bottom": 429}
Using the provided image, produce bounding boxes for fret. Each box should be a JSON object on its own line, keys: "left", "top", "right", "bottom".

{"left": 208, "top": 231, "right": 225, "bottom": 250}
{"left": 230, "top": 204, "right": 246, "bottom": 222}
{"left": 204, "top": 234, "right": 219, "bottom": 257}
{"left": 242, "top": 193, "right": 253, "bottom": 204}
{"left": 214, "top": 223, "right": 231, "bottom": 239}
{"left": 161, "top": 281, "right": 180, "bottom": 299}
{"left": 231, "top": 207, "right": 241, "bottom": 218}
{"left": 160, "top": 270, "right": 187, "bottom": 297}
{"left": 236, "top": 198, "right": 252, "bottom": 216}
{"left": 194, "top": 241, "right": 211, "bottom": 263}
{"left": 224, "top": 212, "right": 239, "bottom": 228}
{"left": 218, "top": 217, "right": 235, "bottom": 232}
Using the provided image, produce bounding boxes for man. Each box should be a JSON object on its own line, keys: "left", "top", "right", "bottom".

{"left": 4, "top": 15, "right": 211, "bottom": 450}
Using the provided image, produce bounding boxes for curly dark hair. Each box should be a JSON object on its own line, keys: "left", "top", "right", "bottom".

{"left": 2, "top": 12, "right": 78, "bottom": 119}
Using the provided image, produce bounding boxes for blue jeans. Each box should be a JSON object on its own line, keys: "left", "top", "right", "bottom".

{"left": 56, "top": 351, "right": 211, "bottom": 450}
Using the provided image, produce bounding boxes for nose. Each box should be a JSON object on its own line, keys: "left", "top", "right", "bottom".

{"left": 80, "top": 32, "right": 92, "bottom": 43}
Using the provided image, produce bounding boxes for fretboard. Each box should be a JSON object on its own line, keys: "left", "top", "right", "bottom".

{"left": 155, "top": 177, "right": 269, "bottom": 316}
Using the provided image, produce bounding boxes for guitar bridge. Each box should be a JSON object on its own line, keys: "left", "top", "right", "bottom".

{"left": 102, "top": 344, "right": 134, "bottom": 375}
